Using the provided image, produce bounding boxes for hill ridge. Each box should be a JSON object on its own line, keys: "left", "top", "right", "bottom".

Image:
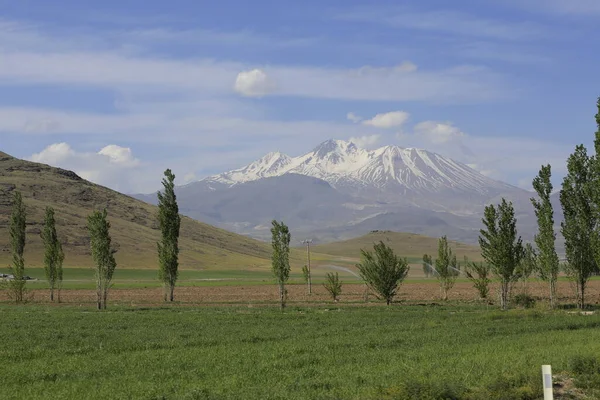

{"left": 0, "top": 153, "right": 277, "bottom": 269}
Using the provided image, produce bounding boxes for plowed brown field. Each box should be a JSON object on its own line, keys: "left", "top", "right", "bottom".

{"left": 4, "top": 280, "right": 600, "bottom": 307}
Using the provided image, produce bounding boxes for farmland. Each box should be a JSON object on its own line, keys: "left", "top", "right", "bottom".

{"left": 1, "top": 302, "right": 600, "bottom": 399}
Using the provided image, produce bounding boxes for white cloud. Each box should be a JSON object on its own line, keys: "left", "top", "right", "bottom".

{"left": 182, "top": 172, "right": 198, "bottom": 184}
{"left": 234, "top": 69, "right": 277, "bottom": 97}
{"left": 30, "top": 143, "right": 74, "bottom": 165}
{"left": 30, "top": 143, "right": 143, "bottom": 192}
{"left": 98, "top": 144, "right": 140, "bottom": 166}
{"left": 362, "top": 111, "right": 410, "bottom": 129}
{"left": 349, "top": 134, "right": 381, "bottom": 149}
{"left": 414, "top": 121, "right": 466, "bottom": 144}
{"left": 346, "top": 112, "right": 362, "bottom": 123}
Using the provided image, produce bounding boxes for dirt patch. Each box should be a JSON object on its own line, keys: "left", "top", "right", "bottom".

{"left": 3, "top": 279, "right": 600, "bottom": 307}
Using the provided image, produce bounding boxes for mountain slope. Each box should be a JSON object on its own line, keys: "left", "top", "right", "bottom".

{"left": 205, "top": 139, "right": 525, "bottom": 212}
{"left": 137, "top": 174, "right": 365, "bottom": 236}
{"left": 132, "top": 138, "right": 560, "bottom": 251}
{"left": 0, "top": 151, "right": 282, "bottom": 270}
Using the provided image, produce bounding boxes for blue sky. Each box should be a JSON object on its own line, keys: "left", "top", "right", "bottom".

{"left": 1, "top": 0, "right": 599, "bottom": 193}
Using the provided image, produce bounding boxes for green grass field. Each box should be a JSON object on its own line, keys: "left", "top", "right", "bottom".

{"left": 1, "top": 304, "right": 600, "bottom": 399}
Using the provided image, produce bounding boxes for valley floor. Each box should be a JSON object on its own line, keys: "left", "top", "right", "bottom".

{"left": 1, "top": 304, "right": 600, "bottom": 399}
{"left": 3, "top": 279, "right": 600, "bottom": 307}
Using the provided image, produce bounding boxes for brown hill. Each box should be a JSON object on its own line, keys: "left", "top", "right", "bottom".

{"left": 0, "top": 151, "right": 281, "bottom": 270}
{"left": 310, "top": 230, "right": 482, "bottom": 261}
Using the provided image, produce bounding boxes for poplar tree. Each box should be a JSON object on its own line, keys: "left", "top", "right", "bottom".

{"left": 41, "top": 207, "right": 64, "bottom": 302}
{"left": 430, "top": 236, "right": 458, "bottom": 301}
{"left": 531, "top": 164, "right": 560, "bottom": 307}
{"left": 9, "top": 191, "right": 27, "bottom": 303}
{"left": 271, "top": 220, "right": 291, "bottom": 310}
{"left": 422, "top": 254, "right": 433, "bottom": 277}
{"left": 87, "top": 209, "right": 117, "bottom": 310}
{"left": 560, "top": 145, "right": 596, "bottom": 309}
{"left": 479, "top": 198, "right": 524, "bottom": 310}
{"left": 157, "top": 169, "right": 181, "bottom": 302}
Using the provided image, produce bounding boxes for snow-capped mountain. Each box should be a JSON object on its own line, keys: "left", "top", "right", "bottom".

{"left": 135, "top": 138, "right": 544, "bottom": 246}
{"left": 205, "top": 139, "right": 521, "bottom": 211}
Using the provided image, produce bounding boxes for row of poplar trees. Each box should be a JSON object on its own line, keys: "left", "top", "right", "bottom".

{"left": 4, "top": 168, "right": 181, "bottom": 308}
{"left": 424, "top": 97, "right": 600, "bottom": 310}
{"left": 478, "top": 97, "right": 600, "bottom": 310}
{"left": 5, "top": 192, "right": 65, "bottom": 304}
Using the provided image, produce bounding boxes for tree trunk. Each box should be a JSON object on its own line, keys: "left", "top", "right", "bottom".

{"left": 500, "top": 280, "right": 509, "bottom": 310}
{"left": 549, "top": 279, "right": 556, "bottom": 308}
{"left": 97, "top": 283, "right": 102, "bottom": 310}
{"left": 278, "top": 282, "right": 285, "bottom": 310}
{"left": 103, "top": 288, "right": 108, "bottom": 310}
{"left": 386, "top": 298, "right": 391, "bottom": 306}
{"left": 170, "top": 283, "right": 175, "bottom": 302}
{"left": 50, "top": 287, "right": 54, "bottom": 302}
{"left": 579, "top": 280, "right": 585, "bottom": 310}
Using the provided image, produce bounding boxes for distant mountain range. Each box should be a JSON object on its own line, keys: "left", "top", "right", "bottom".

{"left": 134, "top": 139, "right": 565, "bottom": 252}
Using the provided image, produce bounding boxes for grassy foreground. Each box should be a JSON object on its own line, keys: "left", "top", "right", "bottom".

{"left": 1, "top": 305, "right": 600, "bottom": 399}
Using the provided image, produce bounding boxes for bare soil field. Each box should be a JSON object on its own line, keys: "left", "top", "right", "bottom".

{"left": 4, "top": 280, "right": 600, "bottom": 307}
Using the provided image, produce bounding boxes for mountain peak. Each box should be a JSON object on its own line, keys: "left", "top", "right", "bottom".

{"left": 206, "top": 138, "right": 520, "bottom": 200}
{"left": 313, "top": 139, "right": 358, "bottom": 153}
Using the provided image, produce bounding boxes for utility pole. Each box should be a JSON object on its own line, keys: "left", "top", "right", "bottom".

{"left": 302, "top": 239, "right": 312, "bottom": 294}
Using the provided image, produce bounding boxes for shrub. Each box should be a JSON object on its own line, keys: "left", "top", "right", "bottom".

{"left": 513, "top": 293, "right": 536, "bottom": 309}
{"left": 323, "top": 272, "right": 342, "bottom": 301}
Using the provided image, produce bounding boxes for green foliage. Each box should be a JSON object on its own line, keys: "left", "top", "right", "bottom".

{"left": 302, "top": 265, "right": 309, "bottom": 283}
{"left": 157, "top": 169, "right": 181, "bottom": 302}
{"left": 479, "top": 198, "right": 524, "bottom": 310}
{"left": 463, "top": 256, "right": 491, "bottom": 299}
{"left": 570, "top": 355, "right": 600, "bottom": 376}
{"left": 530, "top": 164, "right": 560, "bottom": 307}
{"left": 41, "top": 206, "right": 64, "bottom": 302}
{"left": 8, "top": 190, "right": 27, "bottom": 303}
{"left": 271, "top": 220, "right": 291, "bottom": 310}
{"left": 513, "top": 293, "right": 536, "bottom": 309}
{"left": 323, "top": 272, "right": 342, "bottom": 301}
{"left": 516, "top": 243, "right": 537, "bottom": 295}
{"left": 87, "top": 209, "right": 117, "bottom": 310}
{"left": 356, "top": 241, "right": 409, "bottom": 305}
{"left": 422, "top": 254, "right": 433, "bottom": 278}
{"left": 560, "top": 144, "right": 597, "bottom": 309}
{"left": 1, "top": 305, "right": 599, "bottom": 399}
{"left": 434, "top": 235, "right": 458, "bottom": 301}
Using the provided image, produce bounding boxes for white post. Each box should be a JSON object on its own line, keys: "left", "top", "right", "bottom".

{"left": 542, "top": 365, "right": 553, "bottom": 400}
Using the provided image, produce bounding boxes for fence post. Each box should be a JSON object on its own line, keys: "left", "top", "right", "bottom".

{"left": 542, "top": 365, "right": 553, "bottom": 400}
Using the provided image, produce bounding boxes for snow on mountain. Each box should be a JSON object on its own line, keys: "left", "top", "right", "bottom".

{"left": 208, "top": 139, "right": 518, "bottom": 198}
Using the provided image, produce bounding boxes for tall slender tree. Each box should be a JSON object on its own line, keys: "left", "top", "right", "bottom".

{"left": 516, "top": 242, "right": 537, "bottom": 295}
{"left": 479, "top": 198, "right": 524, "bottom": 310}
{"left": 41, "top": 206, "right": 64, "bottom": 302}
{"left": 157, "top": 169, "right": 181, "bottom": 302}
{"left": 422, "top": 254, "right": 433, "bottom": 278}
{"left": 271, "top": 220, "right": 291, "bottom": 310}
{"left": 9, "top": 191, "right": 27, "bottom": 303}
{"left": 531, "top": 164, "right": 560, "bottom": 307}
{"left": 560, "top": 145, "right": 597, "bottom": 310}
{"left": 87, "top": 209, "right": 117, "bottom": 310}
{"left": 431, "top": 236, "right": 458, "bottom": 301}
